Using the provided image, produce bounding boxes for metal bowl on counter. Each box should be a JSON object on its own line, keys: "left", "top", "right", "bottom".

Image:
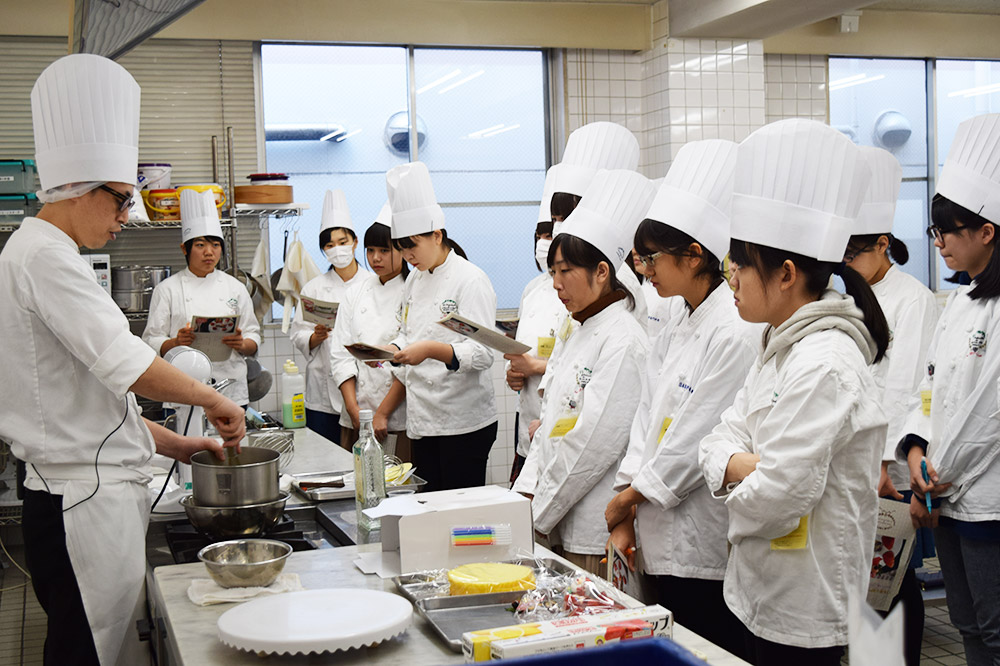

{"left": 112, "top": 265, "right": 171, "bottom": 290}
{"left": 190, "top": 446, "right": 280, "bottom": 507}
{"left": 180, "top": 491, "right": 290, "bottom": 539}
{"left": 197, "top": 539, "right": 291, "bottom": 588}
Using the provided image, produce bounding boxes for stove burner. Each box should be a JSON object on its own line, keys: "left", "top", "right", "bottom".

{"left": 165, "top": 514, "right": 320, "bottom": 564}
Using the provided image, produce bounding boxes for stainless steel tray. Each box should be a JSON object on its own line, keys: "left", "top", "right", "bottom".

{"left": 393, "top": 557, "right": 578, "bottom": 605}
{"left": 291, "top": 470, "right": 427, "bottom": 501}
{"left": 417, "top": 592, "right": 527, "bottom": 652}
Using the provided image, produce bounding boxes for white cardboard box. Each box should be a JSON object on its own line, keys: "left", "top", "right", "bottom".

{"left": 357, "top": 486, "right": 534, "bottom": 576}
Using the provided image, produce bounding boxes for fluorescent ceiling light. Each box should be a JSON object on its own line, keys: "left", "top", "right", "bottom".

{"left": 482, "top": 124, "right": 520, "bottom": 138}
{"left": 466, "top": 124, "right": 504, "bottom": 139}
{"left": 319, "top": 127, "right": 346, "bottom": 142}
{"left": 828, "top": 74, "right": 885, "bottom": 91}
{"left": 439, "top": 70, "right": 485, "bottom": 94}
{"left": 417, "top": 69, "right": 462, "bottom": 94}
{"left": 827, "top": 73, "right": 867, "bottom": 88}
{"left": 949, "top": 82, "right": 1000, "bottom": 98}
{"left": 334, "top": 129, "right": 363, "bottom": 142}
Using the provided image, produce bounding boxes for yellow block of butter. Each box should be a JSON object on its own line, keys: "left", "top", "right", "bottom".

{"left": 448, "top": 562, "right": 536, "bottom": 596}
{"left": 465, "top": 624, "right": 543, "bottom": 662}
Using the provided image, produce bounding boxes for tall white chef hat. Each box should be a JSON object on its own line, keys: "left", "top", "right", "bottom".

{"left": 374, "top": 201, "right": 392, "bottom": 228}
{"left": 31, "top": 54, "right": 140, "bottom": 194}
{"left": 559, "top": 169, "right": 656, "bottom": 271}
{"left": 645, "top": 139, "right": 738, "bottom": 261}
{"left": 936, "top": 113, "right": 1000, "bottom": 225}
{"left": 854, "top": 146, "right": 902, "bottom": 236}
{"left": 554, "top": 122, "right": 640, "bottom": 197}
{"left": 320, "top": 189, "right": 353, "bottom": 233}
{"left": 180, "top": 189, "right": 224, "bottom": 243}
{"left": 731, "top": 119, "right": 870, "bottom": 262}
{"left": 537, "top": 164, "right": 562, "bottom": 224}
{"left": 386, "top": 161, "right": 445, "bottom": 239}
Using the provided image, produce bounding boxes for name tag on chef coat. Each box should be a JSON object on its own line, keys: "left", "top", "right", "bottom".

{"left": 537, "top": 336, "right": 556, "bottom": 359}
{"left": 557, "top": 317, "right": 574, "bottom": 342}
{"left": 548, "top": 416, "right": 578, "bottom": 438}
{"left": 770, "top": 516, "right": 809, "bottom": 550}
{"left": 921, "top": 390, "right": 932, "bottom": 416}
{"left": 657, "top": 417, "right": 673, "bottom": 444}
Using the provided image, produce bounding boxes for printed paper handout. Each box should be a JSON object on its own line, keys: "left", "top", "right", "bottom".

{"left": 189, "top": 315, "right": 238, "bottom": 362}
{"left": 344, "top": 343, "right": 395, "bottom": 362}
{"left": 300, "top": 296, "right": 339, "bottom": 326}
{"left": 867, "top": 498, "right": 917, "bottom": 612}
{"left": 437, "top": 313, "right": 531, "bottom": 355}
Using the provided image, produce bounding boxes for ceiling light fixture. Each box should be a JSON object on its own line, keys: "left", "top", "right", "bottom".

{"left": 439, "top": 70, "right": 485, "bottom": 94}
{"left": 949, "top": 82, "right": 1000, "bottom": 98}
{"left": 417, "top": 69, "right": 462, "bottom": 94}
{"left": 482, "top": 124, "right": 520, "bottom": 138}
{"left": 319, "top": 128, "right": 347, "bottom": 142}
{"left": 335, "top": 129, "right": 363, "bottom": 142}
{"left": 828, "top": 74, "right": 885, "bottom": 91}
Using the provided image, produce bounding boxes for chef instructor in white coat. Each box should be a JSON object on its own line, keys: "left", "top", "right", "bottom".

{"left": 0, "top": 54, "right": 245, "bottom": 666}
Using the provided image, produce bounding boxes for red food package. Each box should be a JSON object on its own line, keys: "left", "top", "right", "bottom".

{"left": 601, "top": 619, "right": 654, "bottom": 642}
{"left": 883, "top": 549, "right": 895, "bottom": 569}
{"left": 882, "top": 536, "right": 895, "bottom": 550}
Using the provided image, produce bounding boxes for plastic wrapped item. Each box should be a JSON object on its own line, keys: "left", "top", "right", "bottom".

{"left": 448, "top": 562, "right": 536, "bottom": 596}
{"left": 515, "top": 572, "right": 624, "bottom": 623}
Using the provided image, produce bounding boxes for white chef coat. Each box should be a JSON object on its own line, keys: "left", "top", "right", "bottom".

{"left": 330, "top": 272, "right": 407, "bottom": 432}
{"left": 699, "top": 290, "right": 887, "bottom": 648}
{"left": 390, "top": 250, "right": 498, "bottom": 439}
{"left": 869, "top": 265, "right": 939, "bottom": 488}
{"left": 898, "top": 283, "right": 1000, "bottom": 521}
{"left": 513, "top": 298, "right": 649, "bottom": 555}
{"left": 642, "top": 279, "right": 684, "bottom": 338}
{"left": 0, "top": 217, "right": 158, "bottom": 665}
{"left": 617, "top": 263, "right": 649, "bottom": 328}
{"left": 142, "top": 268, "right": 261, "bottom": 406}
{"left": 290, "top": 266, "right": 368, "bottom": 414}
{"left": 509, "top": 272, "right": 565, "bottom": 456}
{"left": 615, "top": 282, "right": 760, "bottom": 579}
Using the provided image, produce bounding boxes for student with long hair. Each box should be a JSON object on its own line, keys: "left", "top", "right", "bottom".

{"left": 845, "top": 146, "right": 939, "bottom": 666}
{"left": 698, "top": 119, "right": 889, "bottom": 665}
{"left": 513, "top": 170, "right": 654, "bottom": 575}
{"left": 289, "top": 190, "right": 367, "bottom": 444}
{"left": 385, "top": 162, "right": 498, "bottom": 491}
{"left": 899, "top": 114, "right": 1000, "bottom": 666}
{"left": 330, "top": 204, "right": 409, "bottom": 456}
{"left": 605, "top": 141, "right": 758, "bottom": 660}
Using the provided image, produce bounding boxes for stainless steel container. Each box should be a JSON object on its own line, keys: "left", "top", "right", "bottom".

{"left": 111, "top": 265, "right": 171, "bottom": 291}
{"left": 197, "top": 539, "right": 291, "bottom": 588}
{"left": 190, "top": 446, "right": 280, "bottom": 507}
{"left": 112, "top": 289, "right": 152, "bottom": 312}
{"left": 181, "top": 492, "right": 290, "bottom": 539}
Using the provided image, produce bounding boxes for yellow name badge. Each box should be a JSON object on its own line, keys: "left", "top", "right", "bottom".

{"left": 557, "top": 317, "right": 574, "bottom": 342}
{"left": 770, "top": 516, "right": 809, "bottom": 550}
{"left": 921, "top": 389, "right": 932, "bottom": 417}
{"left": 537, "top": 336, "right": 556, "bottom": 359}
{"left": 657, "top": 417, "right": 673, "bottom": 444}
{"left": 548, "top": 416, "right": 578, "bottom": 438}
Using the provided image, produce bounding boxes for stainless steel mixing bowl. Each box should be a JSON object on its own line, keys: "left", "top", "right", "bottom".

{"left": 197, "top": 539, "right": 292, "bottom": 588}
{"left": 180, "top": 491, "right": 290, "bottom": 539}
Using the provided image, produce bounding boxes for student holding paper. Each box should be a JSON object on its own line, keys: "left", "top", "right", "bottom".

{"left": 143, "top": 189, "right": 260, "bottom": 407}
{"left": 697, "top": 120, "right": 889, "bottom": 664}
{"left": 330, "top": 207, "right": 409, "bottom": 456}
{"left": 385, "top": 162, "right": 498, "bottom": 492}
{"left": 289, "top": 189, "right": 367, "bottom": 444}
{"left": 512, "top": 169, "right": 654, "bottom": 576}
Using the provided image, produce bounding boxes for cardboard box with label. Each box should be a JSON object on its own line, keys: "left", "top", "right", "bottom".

{"left": 354, "top": 486, "right": 534, "bottom": 577}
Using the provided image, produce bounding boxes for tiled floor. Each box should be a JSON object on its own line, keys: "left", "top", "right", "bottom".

{"left": 0, "top": 540, "right": 972, "bottom": 665}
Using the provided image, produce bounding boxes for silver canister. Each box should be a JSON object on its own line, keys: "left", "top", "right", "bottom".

{"left": 190, "top": 447, "right": 280, "bottom": 507}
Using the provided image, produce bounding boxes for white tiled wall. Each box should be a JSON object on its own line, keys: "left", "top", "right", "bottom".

{"left": 764, "top": 54, "right": 829, "bottom": 124}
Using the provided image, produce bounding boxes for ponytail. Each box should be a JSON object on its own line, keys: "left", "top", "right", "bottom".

{"left": 439, "top": 228, "right": 468, "bottom": 260}
{"left": 835, "top": 262, "right": 890, "bottom": 363}
{"left": 887, "top": 235, "right": 909, "bottom": 265}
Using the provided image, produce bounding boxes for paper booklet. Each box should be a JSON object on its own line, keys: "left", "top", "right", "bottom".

{"left": 437, "top": 313, "right": 531, "bottom": 355}
{"left": 189, "top": 315, "right": 238, "bottom": 362}
{"left": 606, "top": 541, "right": 644, "bottom": 601}
{"left": 300, "top": 296, "right": 339, "bottom": 326}
{"left": 866, "top": 497, "right": 917, "bottom": 612}
{"left": 495, "top": 311, "right": 520, "bottom": 339}
{"left": 344, "top": 342, "right": 395, "bottom": 362}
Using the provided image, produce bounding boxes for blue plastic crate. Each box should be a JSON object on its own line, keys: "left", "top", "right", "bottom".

{"left": 501, "top": 637, "right": 706, "bottom": 665}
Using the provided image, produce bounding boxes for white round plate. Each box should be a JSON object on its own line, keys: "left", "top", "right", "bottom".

{"left": 217, "top": 588, "right": 412, "bottom": 655}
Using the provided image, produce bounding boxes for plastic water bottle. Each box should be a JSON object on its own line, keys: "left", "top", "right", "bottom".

{"left": 354, "top": 409, "right": 386, "bottom": 531}
{"left": 281, "top": 360, "right": 306, "bottom": 429}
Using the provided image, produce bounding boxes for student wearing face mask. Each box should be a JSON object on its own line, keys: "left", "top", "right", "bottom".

{"left": 512, "top": 169, "right": 654, "bottom": 576}
{"left": 290, "top": 189, "right": 368, "bottom": 444}
{"left": 842, "top": 146, "right": 939, "bottom": 666}
{"left": 143, "top": 189, "right": 261, "bottom": 408}
{"left": 698, "top": 120, "right": 889, "bottom": 664}
{"left": 384, "top": 162, "right": 498, "bottom": 492}
{"left": 330, "top": 204, "right": 409, "bottom": 456}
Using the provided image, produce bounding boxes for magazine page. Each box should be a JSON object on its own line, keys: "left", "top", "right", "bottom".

{"left": 300, "top": 296, "right": 339, "bottom": 326}
{"left": 606, "top": 541, "right": 645, "bottom": 602}
{"left": 495, "top": 309, "right": 520, "bottom": 339}
{"left": 436, "top": 313, "right": 531, "bottom": 355}
{"left": 189, "top": 315, "right": 238, "bottom": 362}
{"left": 866, "top": 497, "right": 917, "bottom": 612}
{"left": 344, "top": 342, "right": 395, "bottom": 362}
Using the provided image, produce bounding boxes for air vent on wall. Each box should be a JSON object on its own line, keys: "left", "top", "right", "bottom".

{"left": 72, "top": 0, "right": 205, "bottom": 60}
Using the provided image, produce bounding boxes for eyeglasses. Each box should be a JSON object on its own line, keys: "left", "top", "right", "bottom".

{"left": 926, "top": 224, "right": 967, "bottom": 241}
{"left": 637, "top": 251, "right": 664, "bottom": 268}
{"left": 98, "top": 184, "right": 135, "bottom": 213}
{"left": 843, "top": 242, "right": 876, "bottom": 263}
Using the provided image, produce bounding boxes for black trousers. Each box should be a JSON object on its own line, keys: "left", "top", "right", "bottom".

{"left": 411, "top": 422, "right": 497, "bottom": 492}
{"left": 652, "top": 574, "right": 753, "bottom": 662}
{"left": 21, "top": 488, "right": 100, "bottom": 666}
{"left": 305, "top": 408, "right": 341, "bottom": 444}
{"left": 744, "top": 633, "right": 844, "bottom": 666}
{"left": 880, "top": 567, "right": 924, "bottom": 666}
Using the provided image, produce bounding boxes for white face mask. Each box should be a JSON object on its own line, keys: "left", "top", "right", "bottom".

{"left": 535, "top": 237, "right": 552, "bottom": 268}
{"left": 325, "top": 245, "right": 355, "bottom": 269}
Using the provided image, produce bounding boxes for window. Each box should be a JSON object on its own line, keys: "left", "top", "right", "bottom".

{"left": 260, "top": 44, "right": 548, "bottom": 314}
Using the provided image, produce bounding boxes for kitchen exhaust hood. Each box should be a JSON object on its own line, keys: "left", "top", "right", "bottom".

{"left": 71, "top": 0, "right": 206, "bottom": 60}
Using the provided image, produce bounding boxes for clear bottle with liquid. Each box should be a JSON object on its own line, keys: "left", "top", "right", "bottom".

{"left": 281, "top": 360, "right": 306, "bottom": 429}
{"left": 353, "top": 409, "right": 386, "bottom": 531}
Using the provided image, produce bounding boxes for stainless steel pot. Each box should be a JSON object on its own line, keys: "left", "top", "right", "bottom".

{"left": 111, "top": 265, "right": 171, "bottom": 291}
{"left": 181, "top": 492, "right": 289, "bottom": 538}
{"left": 190, "top": 446, "right": 280, "bottom": 507}
{"left": 112, "top": 289, "right": 152, "bottom": 312}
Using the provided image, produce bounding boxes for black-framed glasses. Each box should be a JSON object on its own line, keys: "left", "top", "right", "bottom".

{"left": 926, "top": 223, "right": 967, "bottom": 241}
{"left": 843, "top": 242, "right": 876, "bottom": 263}
{"left": 98, "top": 184, "right": 135, "bottom": 213}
